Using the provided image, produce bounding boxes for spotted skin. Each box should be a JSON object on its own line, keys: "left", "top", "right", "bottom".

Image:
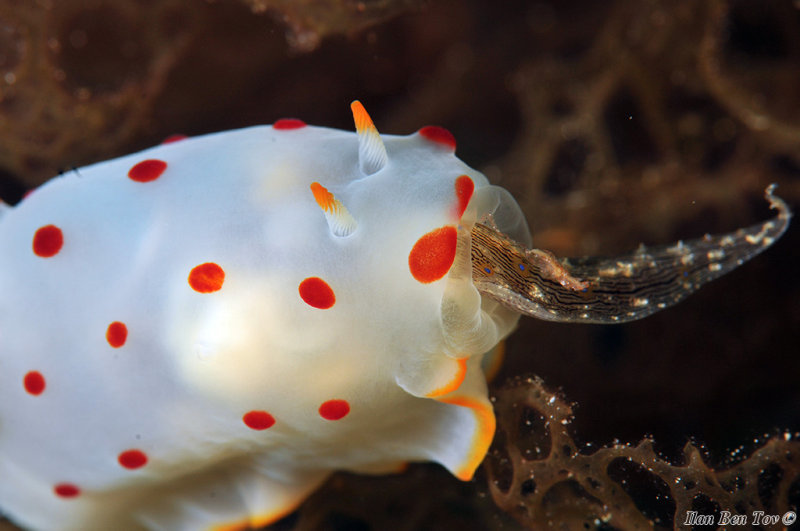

{"left": 0, "top": 102, "right": 522, "bottom": 531}
{"left": 0, "top": 98, "right": 789, "bottom": 531}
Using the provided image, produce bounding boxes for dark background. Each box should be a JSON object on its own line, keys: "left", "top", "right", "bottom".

{"left": 0, "top": 0, "right": 798, "bottom": 528}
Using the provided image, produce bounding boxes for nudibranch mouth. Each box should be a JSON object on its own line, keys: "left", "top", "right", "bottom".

{"left": 432, "top": 184, "right": 531, "bottom": 359}
{"left": 471, "top": 184, "right": 791, "bottom": 323}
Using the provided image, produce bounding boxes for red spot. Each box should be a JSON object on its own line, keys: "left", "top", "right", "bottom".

{"left": 408, "top": 226, "right": 458, "bottom": 283}
{"left": 32, "top": 225, "right": 63, "bottom": 257}
{"left": 273, "top": 118, "right": 307, "bottom": 130}
{"left": 23, "top": 371, "right": 45, "bottom": 396}
{"left": 106, "top": 321, "right": 128, "bottom": 348}
{"left": 188, "top": 262, "right": 225, "bottom": 293}
{"left": 319, "top": 399, "right": 350, "bottom": 420}
{"left": 118, "top": 449, "right": 148, "bottom": 469}
{"left": 454, "top": 175, "right": 475, "bottom": 219}
{"left": 418, "top": 126, "right": 456, "bottom": 151}
{"left": 54, "top": 483, "right": 81, "bottom": 498}
{"left": 243, "top": 410, "right": 276, "bottom": 430}
{"left": 128, "top": 159, "right": 167, "bottom": 183}
{"left": 161, "top": 134, "right": 187, "bottom": 144}
{"left": 298, "top": 277, "right": 336, "bottom": 309}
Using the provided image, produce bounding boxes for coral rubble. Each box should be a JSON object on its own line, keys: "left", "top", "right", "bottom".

{"left": 487, "top": 376, "right": 800, "bottom": 530}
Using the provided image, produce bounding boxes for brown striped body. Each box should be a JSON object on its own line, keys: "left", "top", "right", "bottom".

{"left": 471, "top": 185, "right": 791, "bottom": 323}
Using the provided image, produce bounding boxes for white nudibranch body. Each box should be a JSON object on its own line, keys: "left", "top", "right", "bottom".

{"left": 0, "top": 102, "right": 527, "bottom": 530}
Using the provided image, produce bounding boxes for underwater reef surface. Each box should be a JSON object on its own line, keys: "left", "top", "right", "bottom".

{"left": 0, "top": 0, "right": 798, "bottom": 529}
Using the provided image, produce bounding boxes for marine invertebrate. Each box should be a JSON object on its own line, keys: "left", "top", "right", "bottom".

{"left": 0, "top": 101, "right": 522, "bottom": 531}
{"left": 0, "top": 1, "right": 797, "bottom": 529}
{"left": 0, "top": 100, "right": 790, "bottom": 530}
{"left": 472, "top": 184, "right": 790, "bottom": 323}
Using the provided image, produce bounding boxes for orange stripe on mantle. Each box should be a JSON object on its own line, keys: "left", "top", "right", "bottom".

{"left": 425, "top": 358, "right": 468, "bottom": 398}
{"left": 436, "top": 395, "right": 496, "bottom": 481}
{"left": 210, "top": 499, "right": 299, "bottom": 531}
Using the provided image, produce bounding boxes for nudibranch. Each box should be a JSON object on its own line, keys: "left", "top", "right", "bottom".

{"left": 0, "top": 101, "right": 790, "bottom": 531}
